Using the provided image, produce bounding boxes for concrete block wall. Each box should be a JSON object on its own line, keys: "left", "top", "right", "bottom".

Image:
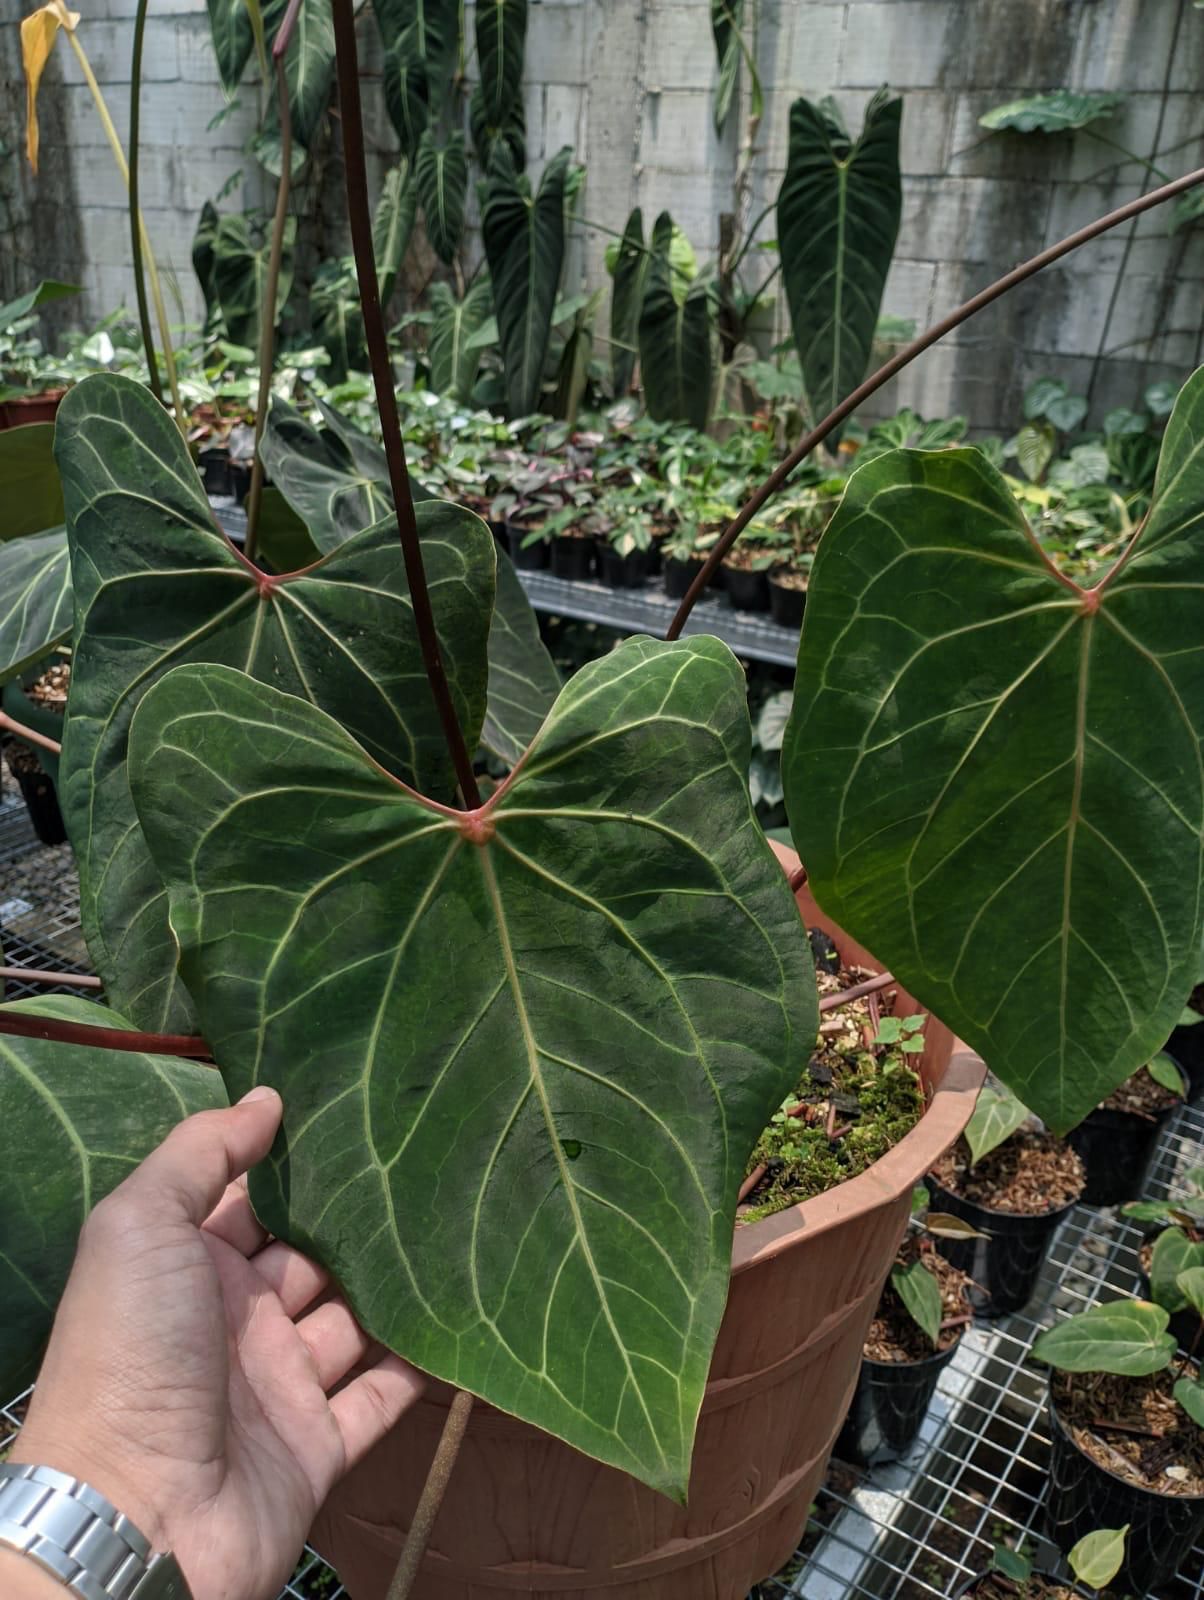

{"left": 3, "top": 0, "right": 1202, "bottom": 429}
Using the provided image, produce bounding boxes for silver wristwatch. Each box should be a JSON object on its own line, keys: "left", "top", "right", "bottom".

{"left": 0, "top": 1464, "right": 191, "bottom": 1600}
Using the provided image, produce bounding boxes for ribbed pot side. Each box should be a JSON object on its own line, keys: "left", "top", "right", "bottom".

{"left": 312, "top": 844, "right": 986, "bottom": 1600}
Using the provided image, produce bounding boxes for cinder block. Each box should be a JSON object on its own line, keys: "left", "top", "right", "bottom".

{"left": 525, "top": 4, "right": 587, "bottom": 85}
{"left": 840, "top": 3, "right": 953, "bottom": 89}
{"left": 879, "top": 256, "right": 939, "bottom": 329}
{"left": 1063, "top": 93, "right": 1164, "bottom": 183}
{"left": 899, "top": 175, "right": 1047, "bottom": 266}
{"left": 644, "top": 5, "right": 718, "bottom": 87}
{"left": 1071, "top": 0, "right": 1179, "bottom": 94}
{"left": 53, "top": 18, "right": 180, "bottom": 85}
{"left": 778, "top": 2, "right": 844, "bottom": 95}
{"left": 640, "top": 87, "right": 731, "bottom": 174}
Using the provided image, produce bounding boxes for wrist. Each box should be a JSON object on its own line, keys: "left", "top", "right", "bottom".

{"left": 0, "top": 1546, "right": 64, "bottom": 1600}
{"left": 8, "top": 1422, "right": 173, "bottom": 1556}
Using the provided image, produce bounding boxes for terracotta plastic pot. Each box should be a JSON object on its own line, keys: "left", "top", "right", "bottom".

{"left": 834, "top": 1335, "right": 961, "bottom": 1467}
{"left": 0, "top": 388, "right": 67, "bottom": 429}
{"left": 312, "top": 844, "right": 985, "bottom": 1600}
{"left": 1046, "top": 1378, "right": 1204, "bottom": 1594}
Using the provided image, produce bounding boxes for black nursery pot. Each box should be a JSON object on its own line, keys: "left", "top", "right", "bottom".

{"left": 926, "top": 1178, "right": 1077, "bottom": 1317}
{"left": 11, "top": 759, "right": 67, "bottom": 847}
{"left": 768, "top": 575, "right": 806, "bottom": 629}
{"left": 663, "top": 556, "right": 723, "bottom": 600}
{"left": 1167, "top": 1024, "right": 1204, "bottom": 1101}
{"left": 1046, "top": 1382, "right": 1204, "bottom": 1594}
{"left": 550, "top": 534, "right": 594, "bottom": 581}
{"left": 505, "top": 524, "right": 549, "bottom": 570}
{"left": 198, "top": 445, "right": 232, "bottom": 497}
{"left": 1067, "top": 1088, "right": 1182, "bottom": 1206}
{"left": 596, "top": 542, "right": 650, "bottom": 589}
{"left": 723, "top": 565, "right": 770, "bottom": 612}
{"left": 835, "top": 1337, "right": 960, "bottom": 1467}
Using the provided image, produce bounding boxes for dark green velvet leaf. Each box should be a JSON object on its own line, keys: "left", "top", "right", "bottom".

{"left": 0, "top": 527, "right": 71, "bottom": 684}
{"left": 785, "top": 367, "right": 1204, "bottom": 1133}
{"left": 482, "top": 547, "right": 559, "bottom": 765}
{"left": 415, "top": 131, "right": 468, "bottom": 265}
{"left": 54, "top": 374, "right": 493, "bottom": 1034}
{"left": 374, "top": 161, "right": 418, "bottom": 306}
{"left": 638, "top": 212, "right": 712, "bottom": 431}
{"left": 0, "top": 995, "right": 225, "bottom": 1396}
{"left": 610, "top": 207, "right": 647, "bottom": 399}
{"left": 429, "top": 278, "right": 493, "bottom": 402}
{"left": 475, "top": 0, "right": 526, "bottom": 123}
{"left": 127, "top": 636, "right": 815, "bottom": 1499}
{"left": 260, "top": 395, "right": 392, "bottom": 552}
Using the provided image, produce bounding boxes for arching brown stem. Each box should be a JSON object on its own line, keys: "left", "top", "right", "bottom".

{"left": 817, "top": 971, "right": 895, "bottom": 1013}
{"left": 0, "top": 1010, "right": 211, "bottom": 1059}
{"left": 665, "top": 163, "right": 1204, "bottom": 640}
{"left": 0, "top": 711, "right": 62, "bottom": 756}
{"left": 0, "top": 968, "right": 102, "bottom": 990}
{"left": 331, "top": 0, "right": 481, "bottom": 807}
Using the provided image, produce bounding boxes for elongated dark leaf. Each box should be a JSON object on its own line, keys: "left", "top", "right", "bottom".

{"left": 212, "top": 212, "right": 296, "bottom": 350}
{"left": 777, "top": 88, "right": 902, "bottom": 428}
{"left": 638, "top": 212, "right": 712, "bottom": 431}
{"left": 192, "top": 200, "right": 222, "bottom": 330}
{"left": 784, "top": 367, "right": 1204, "bottom": 1133}
{"left": 0, "top": 528, "right": 71, "bottom": 683}
{"left": 0, "top": 422, "right": 63, "bottom": 539}
{"left": 711, "top": 0, "right": 741, "bottom": 132}
{"left": 415, "top": 131, "right": 468, "bottom": 265}
{"left": 0, "top": 279, "right": 80, "bottom": 332}
{"left": 482, "top": 547, "right": 559, "bottom": 764}
{"left": 483, "top": 145, "right": 573, "bottom": 418}
{"left": 260, "top": 396, "right": 392, "bottom": 550}
{"left": 469, "top": 86, "right": 526, "bottom": 173}
{"left": 375, "top": 0, "right": 458, "bottom": 107}
{"left": 374, "top": 160, "right": 418, "bottom": 306}
{"left": 383, "top": 27, "right": 431, "bottom": 159}
{"left": 610, "top": 206, "right": 646, "bottom": 398}
{"left": 263, "top": 0, "right": 336, "bottom": 149}
{"left": 55, "top": 374, "right": 493, "bottom": 1033}
{"left": 475, "top": 0, "right": 526, "bottom": 122}
{"left": 891, "top": 1257, "right": 942, "bottom": 1346}
{"left": 980, "top": 91, "right": 1125, "bottom": 135}
{"left": 429, "top": 278, "right": 493, "bottom": 402}
{"left": 205, "top": 0, "right": 254, "bottom": 91}
{"left": 127, "top": 636, "right": 815, "bottom": 1499}
{"left": 1032, "top": 1301, "right": 1175, "bottom": 1376}
{"left": 0, "top": 995, "right": 225, "bottom": 1395}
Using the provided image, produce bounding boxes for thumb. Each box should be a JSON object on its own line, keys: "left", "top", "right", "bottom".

{"left": 122, "top": 1084, "right": 283, "bottom": 1227}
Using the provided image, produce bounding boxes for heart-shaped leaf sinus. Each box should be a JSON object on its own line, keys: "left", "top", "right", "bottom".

{"left": 126, "top": 636, "right": 816, "bottom": 1499}
{"left": 784, "top": 365, "right": 1204, "bottom": 1134}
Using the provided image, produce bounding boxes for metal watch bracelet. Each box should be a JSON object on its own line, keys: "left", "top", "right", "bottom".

{"left": 0, "top": 1464, "right": 191, "bottom": 1600}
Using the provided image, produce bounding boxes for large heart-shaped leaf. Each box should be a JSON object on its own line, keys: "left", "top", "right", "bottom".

{"left": 383, "top": 27, "right": 431, "bottom": 159}
{"left": 638, "top": 212, "right": 713, "bottom": 431}
{"left": 260, "top": 396, "right": 392, "bottom": 551}
{"left": 374, "top": 160, "right": 418, "bottom": 307}
{"left": 267, "top": 0, "right": 336, "bottom": 149}
{"left": 0, "top": 422, "right": 64, "bottom": 539}
{"left": 212, "top": 212, "right": 296, "bottom": 350}
{"left": 374, "top": 0, "right": 458, "bottom": 98}
{"left": 776, "top": 89, "right": 901, "bottom": 430}
{"left": 0, "top": 527, "right": 71, "bottom": 683}
{"left": 784, "top": 368, "right": 1204, "bottom": 1133}
{"left": 482, "top": 547, "right": 559, "bottom": 765}
{"left": 0, "top": 995, "right": 225, "bottom": 1395}
{"left": 1032, "top": 1301, "right": 1175, "bottom": 1376}
{"left": 127, "top": 637, "right": 814, "bottom": 1498}
{"left": 416, "top": 131, "right": 468, "bottom": 265}
{"left": 55, "top": 374, "right": 493, "bottom": 1034}
{"left": 610, "top": 206, "right": 647, "bottom": 399}
{"left": 475, "top": 0, "right": 526, "bottom": 123}
{"left": 429, "top": 278, "right": 493, "bottom": 402}
{"left": 482, "top": 145, "right": 574, "bottom": 418}
{"left": 205, "top": 0, "right": 254, "bottom": 91}
{"left": 1149, "top": 1228, "right": 1204, "bottom": 1313}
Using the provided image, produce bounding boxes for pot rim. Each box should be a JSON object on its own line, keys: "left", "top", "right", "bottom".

{"left": 926, "top": 1172, "right": 1084, "bottom": 1226}
{"left": 1048, "top": 1370, "right": 1204, "bottom": 1503}
{"left": 734, "top": 842, "right": 986, "bottom": 1275}
{"left": 860, "top": 1327, "right": 964, "bottom": 1373}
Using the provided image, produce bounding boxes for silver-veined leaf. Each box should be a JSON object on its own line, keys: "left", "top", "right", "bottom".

{"left": 0, "top": 527, "right": 71, "bottom": 683}
{"left": 980, "top": 91, "right": 1126, "bottom": 135}
{"left": 373, "top": 0, "right": 458, "bottom": 103}
{"left": 383, "top": 26, "right": 431, "bottom": 159}
{"left": 482, "top": 144, "right": 574, "bottom": 418}
{"left": 260, "top": 395, "right": 392, "bottom": 551}
{"left": 776, "top": 88, "right": 901, "bottom": 431}
{"left": 205, "top": 0, "right": 254, "bottom": 91}
{"left": 374, "top": 160, "right": 418, "bottom": 306}
{"left": 0, "top": 994, "right": 226, "bottom": 1396}
{"left": 429, "top": 278, "right": 493, "bottom": 402}
{"left": 469, "top": 85, "right": 526, "bottom": 172}
{"left": 1150, "top": 1228, "right": 1204, "bottom": 1313}
{"left": 475, "top": 0, "right": 526, "bottom": 123}
{"left": 54, "top": 373, "right": 493, "bottom": 1033}
{"left": 963, "top": 1082, "right": 1030, "bottom": 1166}
{"left": 784, "top": 367, "right": 1204, "bottom": 1134}
{"left": 638, "top": 211, "right": 712, "bottom": 431}
{"left": 1032, "top": 1300, "right": 1176, "bottom": 1376}
{"left": 127, "top": 637, "right": 816, "bottom": 1499}
{"left": 265, "top": 0, "right": 336, "bottom": 149}
{"left": 212, "top": 211, "right": 296, "bottom": 350}
{"left": 415, "top": 130, "right": 468, "bottom": 265}
{"left": 890, "top": 1256, "right": 942, "bottom": 1346}
{"left": 481, "top": 546, "right": 559, "bottom": 765}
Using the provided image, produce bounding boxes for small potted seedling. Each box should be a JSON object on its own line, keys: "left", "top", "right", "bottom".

{"left": 1124, "top": 1169, "right": 1204, "bottom": 1353}
{"left": 956, "top": 1527, "right": 1128, "bottom": 1598}
{"left": 1032, "top": 1282, "right": 1204, "bottom": 1594}
{"left": 1067, "top": 1054, "right": 1186, "bottom": 1205}
{"left": 929, "top": 1081, "right": 1085, "bottom": 1316}
{"left": 835, "top": 1188, "right": 976, "bottom": 1466}
{"left": 1, "top": 657, "right": 70, "bottom": 845}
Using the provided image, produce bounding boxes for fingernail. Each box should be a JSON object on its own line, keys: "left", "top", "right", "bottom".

{"left": 239, "top": 1085, "right": 280, "bottom": 1106}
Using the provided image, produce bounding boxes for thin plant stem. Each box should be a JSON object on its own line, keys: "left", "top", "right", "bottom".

{"left": 245, "top": 41, "right": 295, "bottom": 560}
{"left": 1082, "top": 127, "right": 1172, "bottom": 187}
{"left": 0, "top": 967, "right": 101, "bottom": 989}
{"left": 817, "top": 971, "right": 895, "bottom": 1013}
{"left": 331, "top": 0, "right": 481, "bottom": 807}
{"left": 128, "top": 0, "right": 161, "bottom": 405}
{"left": 66, "top": 31, "right": 184, "bottom": 429}
{"left": 664, "top": 162, "right": 1204, "bottom": 640}
{"left": 0, "top": 1009, "right": 210, "bottom": 1059}
{"left": 385, "top": 1389, "right": 475, "bottom": 1600}
{"left": 0, "top": 711, "right": 62, "bottom": 756}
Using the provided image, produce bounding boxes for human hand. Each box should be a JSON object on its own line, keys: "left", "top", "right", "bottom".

{"left": 9, "top": 1086, "right": 424, "bottom": 1600}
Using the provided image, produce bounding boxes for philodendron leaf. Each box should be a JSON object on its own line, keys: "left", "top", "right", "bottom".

{"left": 1032, "top": 1300, "right": 1176, "bottom": 1376}
{"left": 776, "top": 88, "right": 902, "bottom": 433}
{"left": 205, "top": 0, "right": 254, "bottom": 91}
{"left": 890, "top": 1257, "right": 943, "bottom": 1346}
{"left": 784, "top": 366, "right": 1204, "bottom": 1135}
{"left": 475, "top": 0, "right": 526, "bottom": 124}
{"left": 1067, "top": 1526, "right": 1128, "bottom": 1590}
{"left": 54, "top": 373, "right": 493, "bottom": 1034}
{"left": 1175, "top": 1375, "right": 1204, "bottom": 1427}
{"left": 127, "top": 637, "right": 815, "bottom": 1499}
{"left": 265, "top": 0, "right": 336, "bottom": 150}
{"left": 383, "top": 26, "right": 431, "bottom": 159}
{"left": 0, "top": 421, "right": 64, "bottom": 539}
{"left": 610, "top": 206, "right": 647, "bottom": 398}
{"left": 374, "top": 0, "right": 458, "bottom": 103}
{"left": 0, "top": 527, "right": 72, "bottom": 683}
{"left": 964, "top": 1082, "right": 1031, "bottom": 1166}
{"left": 212, "top": 212, "right": 296, "bottom": 350}
{"left": 1150, "top": 1228, "right": 1204, "bottom": 1313}
{"left": 415, "top": 130, "right": 468, "bottom": 265}
{"left": 482, "top": 144, "right": 574, "bottom": 418}
{"left": 1177, "top": 1265, "right": 1204, "bottom": 1318}
{"left": 0, "top": 994, "right": 225, "bottom": 1395}
{"left": 638, "top": 212, "right": 713, "bottom": 432}
{"left": 481, "top": 546, "right": 560, "bottom": 765}
{"left": 992, "top": 1544, "right": 1033, "bottom": 1583}
{"left": 980, "top": 91, "right": 1126, "bottom": 135}
{"left": 260, "top": 395, "right": 392, "bottom": 552}
{"left": 374, "top": 160, "right": 418, "bottom": 306}
{"left": 429, "top": 278, "right": 493, "bottom": 403}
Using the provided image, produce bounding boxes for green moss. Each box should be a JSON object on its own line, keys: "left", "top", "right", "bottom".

{"left": 740, "top": 1041, "right": 924, "bottom": 1223}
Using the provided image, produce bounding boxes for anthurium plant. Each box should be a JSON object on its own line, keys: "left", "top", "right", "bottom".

{"left": 2, "top": 3, "right": 1204, "bottom": 1543}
